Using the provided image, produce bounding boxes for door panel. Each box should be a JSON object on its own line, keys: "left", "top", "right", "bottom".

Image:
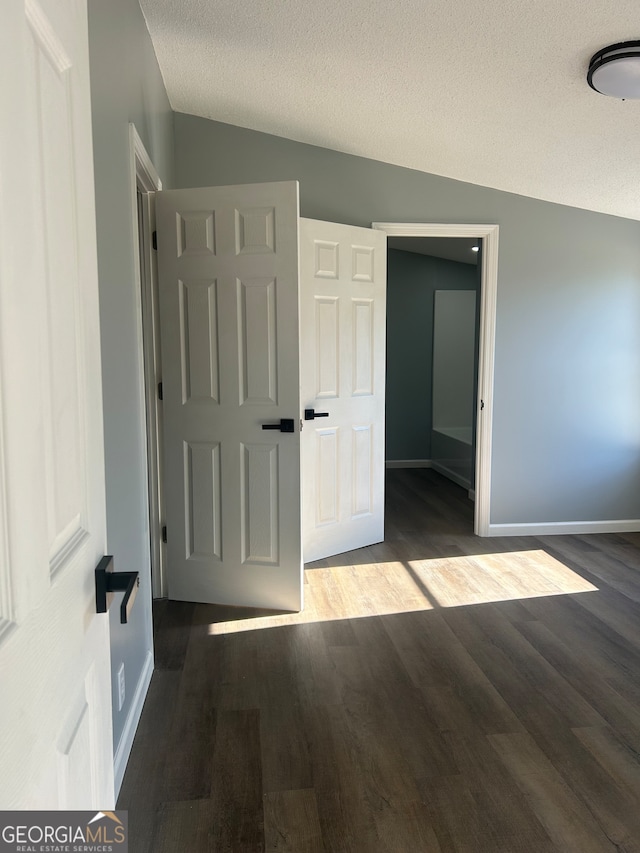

{"left": 179, "top": 279, "right": 220, "bottom": 403}
{"left": 0, "top": 0, "right": 112, "bottom": 807}
{"left": 300, "top": 219, "right": 387, "bottom": 563}
{"left": 156, "top": 183, "right": 302, "bottom": 611}
{"left": 315, "top": 297, "right": 339, "bottom": 397}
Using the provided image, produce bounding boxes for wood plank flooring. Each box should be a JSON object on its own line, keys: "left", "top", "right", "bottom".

{"left": 118, "top": 468, "right": 640, "bottom": 852}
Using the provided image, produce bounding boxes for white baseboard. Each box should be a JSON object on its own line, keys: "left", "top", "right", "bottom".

{"left": 431, "top": 461, "right": 471, "bottom": 490}
{"left": 385, "top": 459, "right": 432, "bottom": 469}
{"left": 113, "top": 649, "right": 154, "bottom": 797}
{"left": 487, "top": 519, "right": 640, "bottom": 537}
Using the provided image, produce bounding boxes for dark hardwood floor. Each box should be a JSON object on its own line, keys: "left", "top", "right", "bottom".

{"left": 118, "top": 468, "right": 640, "bottom": 852}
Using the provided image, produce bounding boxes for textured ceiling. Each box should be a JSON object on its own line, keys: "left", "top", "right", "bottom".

{"left": 139, "top": 0, "right": 640, "bottom": 221}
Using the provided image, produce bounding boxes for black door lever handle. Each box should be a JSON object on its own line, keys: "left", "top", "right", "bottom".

{"left": 262, "top": 418, "right": 295, "bottom": 433}
{"left": 304, "top": 409, "right": 329, "bottom": 420}
{"left": 95, "top": 556, "right": 140, "bottom": 624}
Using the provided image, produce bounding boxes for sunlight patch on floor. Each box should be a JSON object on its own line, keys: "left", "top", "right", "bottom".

{"left": 207, "top": 549, "right": 598, "bottom": 636}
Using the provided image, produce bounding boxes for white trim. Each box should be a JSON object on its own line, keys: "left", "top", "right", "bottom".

{"left": 431, "top": 460, "right": 472, "bottom": 491}
{"left": 372, "top": 222, "right": 498, "bottom": 537}
{"left": 113, "top": 650, "right": 154, "bottom": 797}
{"left": 25, "top": 0, "right": 71, "bottom": 73}
{"left": 385, "top": 459, "right": 432, "bottom": 469}
{"left": 487, "top": 520, "right": 640, "bottom": 537}
{"left": 129, "top": 124, "right": 162, "bottom": 192}
{"left": 0, "top": 316, "right": 14, "bottom": 643}
{"left": 128, "top": 124, "right": 166, "bottom": 600}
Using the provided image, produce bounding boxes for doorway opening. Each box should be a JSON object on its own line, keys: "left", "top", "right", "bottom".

{"left": 386, "top": 234, "right": 480, "bottom": 513}
{"left": 373, "top": 223, "right": 498, "bottom": 537}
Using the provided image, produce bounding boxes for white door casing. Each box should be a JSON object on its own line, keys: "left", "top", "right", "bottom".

{"left": 300, "top": 219, "right": 387, "bottom": 563}
{"left": 129, "top": 124, "right": 165, "bottom": 600}
{"left": 156, "top": 182, "right": 303, "bottom": 610}
{"left": 372, "top": 222, "right": 498, "bottom": 537}
{"left": 0, "top": 0, "right": 113, "bottom": 808}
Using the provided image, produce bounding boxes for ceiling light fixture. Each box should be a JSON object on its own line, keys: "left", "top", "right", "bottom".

{"left": 587, "top": 41, "right": 640, "bottom": 99}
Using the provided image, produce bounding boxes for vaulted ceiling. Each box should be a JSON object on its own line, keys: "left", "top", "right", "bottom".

{"left": 139, "top": 0, "right": 640, "bottom": 220}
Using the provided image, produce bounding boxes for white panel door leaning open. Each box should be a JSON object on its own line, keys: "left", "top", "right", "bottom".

{"left": 156, "top": 182, "right": 303, "bottom": 610}
{"left": 155, "top": 188, "right": 389, "bottom": 609}
{"left": 0, "top": 0, "right": 113, "bottom": 808}
{"left": 299, "top": 219, "right": 387, "bottom": 563}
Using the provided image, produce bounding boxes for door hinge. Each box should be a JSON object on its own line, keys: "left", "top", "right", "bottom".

{"left": 162, "top": 525, "right": 167, "bottom": 544}
{"left": 157, "top": 381, "right": 163, "bottom": 400}
{"left": 480, "top": 399, "right": 485, "bottom": 410}
{"left": 152, "top": 230, "right": 158, "bottom": 250}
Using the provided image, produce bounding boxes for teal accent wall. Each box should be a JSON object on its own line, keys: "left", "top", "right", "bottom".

{"left": 386, "top": 249, "right": 477, "bottom": 461}
{"left": 174, "top": 112, "right": 640, "bottom": 525}
{"left": 88, "top": 0, "right": 174, "bottom": 758}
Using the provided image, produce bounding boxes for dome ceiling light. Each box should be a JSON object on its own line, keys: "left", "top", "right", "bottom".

{"left": 588, "top": 41, "right": 640, "bottom": 99}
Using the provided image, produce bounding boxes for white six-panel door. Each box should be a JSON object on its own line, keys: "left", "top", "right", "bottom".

{"left": 0, "top": 0, "right": 113, "bottom": 807}
{"left": 300, "top": 219, "right": 387, "bottom": 563}
{"left": 156, "top": 183, "right": 303, "bottom": 610}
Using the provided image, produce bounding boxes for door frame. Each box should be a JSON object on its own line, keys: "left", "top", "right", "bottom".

{"left": 128, "top": 124, "right": 166, "bottom": 598}
{"left": 372, "top": 222, "right": 499, "bottom": 537}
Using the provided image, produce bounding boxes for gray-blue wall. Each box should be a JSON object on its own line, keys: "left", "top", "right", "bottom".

{"left": 174, "top": 112, "right": 640, "bottom": 525}
{"left": 386, "top": 249, "right": 477, "bottom": 462}
{"left": 88, "top": 0, "right": 174, "bottom": 758}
